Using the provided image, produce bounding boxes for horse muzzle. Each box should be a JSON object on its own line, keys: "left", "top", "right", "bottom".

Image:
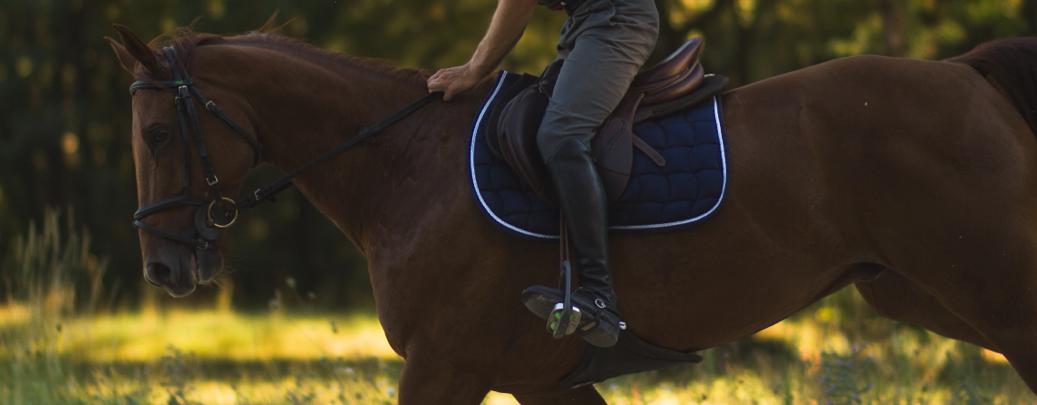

{"left": 143, "top": 222, "right": 225, "bottom": 297}
{"left": 144, "top": 250, "right": 200, "bottom": 297}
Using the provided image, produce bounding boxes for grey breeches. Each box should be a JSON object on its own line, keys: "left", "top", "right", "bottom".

{"left": 536, "top": 0, "right": 659, "bottom": 163}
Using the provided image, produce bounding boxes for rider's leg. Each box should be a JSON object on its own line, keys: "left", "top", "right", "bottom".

{"left": 525, "top": 0, "right": 658, "bottom": 348}
{"left": 539, "top": 138, "right": 619, "bottom": 347}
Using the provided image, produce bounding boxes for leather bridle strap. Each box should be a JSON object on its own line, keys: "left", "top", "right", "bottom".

{"left": 133, "top": 195, "right": 212, "bottom": 250}
{"left": 128, "top": 45, "right": 441, "bottom": 250}
{"left": 130, "top": 46, "right": 264, "bottom": 249}
{"left": 129, "top": 55, "right": 263, "bottom": 167}
{"left": 234, "top": 91, "right": 441, "bottom": 213}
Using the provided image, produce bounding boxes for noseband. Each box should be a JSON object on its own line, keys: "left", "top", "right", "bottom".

{"left": 130, "top": 46, "right": 438, "bottom": 251}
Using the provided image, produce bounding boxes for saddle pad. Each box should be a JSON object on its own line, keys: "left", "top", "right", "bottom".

{"left": 469, "top": 72, "right": 728, "bottom": 241}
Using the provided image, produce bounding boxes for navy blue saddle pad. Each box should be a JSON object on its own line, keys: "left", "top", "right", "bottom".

{"left": 469, "top": 72, "right": 729, "bottom": 241}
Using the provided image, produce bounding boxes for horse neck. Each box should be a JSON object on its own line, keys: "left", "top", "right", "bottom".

{"left": 210, "top": 45, "right": 472, "bottom": 254}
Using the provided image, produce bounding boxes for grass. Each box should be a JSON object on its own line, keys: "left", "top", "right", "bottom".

{"left": 1, "top": 209, "right": 1034, "bottom": 404}
{"left": 0, "top": 306, "right": 404, "bottom": 405}
{"left": 1, "top": 304, "right": 1032, "bottom": 404}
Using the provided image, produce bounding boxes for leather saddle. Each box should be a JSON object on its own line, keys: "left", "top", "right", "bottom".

{"left": 486, "top": 37, "right": 729, "bottom": 206}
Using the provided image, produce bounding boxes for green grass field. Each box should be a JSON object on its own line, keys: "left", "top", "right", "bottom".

{"left": 1, "top": 211, "right": 1033, "bottom": 404}
{"left": 0, "top": 290, "right": 1032, "bottom": 405}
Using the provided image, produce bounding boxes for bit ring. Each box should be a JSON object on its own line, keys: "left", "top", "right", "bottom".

{"left": 207, "top": 197, "right": 238, "bottom": 229}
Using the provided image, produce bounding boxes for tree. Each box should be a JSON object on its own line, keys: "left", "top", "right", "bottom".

{"left": 1, "top": 0, "right": 1033, "bottom": 309}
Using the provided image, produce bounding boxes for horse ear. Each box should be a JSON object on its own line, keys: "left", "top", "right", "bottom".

{"left": 105, "top": 37, "right": 137, "bottom": 74}
{"left": 108, "top": 24, "right": 161, "bottom": 74}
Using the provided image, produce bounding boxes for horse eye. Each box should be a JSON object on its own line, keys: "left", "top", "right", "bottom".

{"left": 151, "top": 129, "right": 169, "bottom": 143}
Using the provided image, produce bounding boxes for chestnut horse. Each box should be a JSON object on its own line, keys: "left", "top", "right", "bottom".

{"left": 107, "top": 23, "right": 1037, "bottom": 403}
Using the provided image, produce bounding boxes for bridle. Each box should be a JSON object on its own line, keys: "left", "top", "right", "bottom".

{"left": 130, "top": 46, "right": 260, "bottom": 250}
{"left": 130, "top": 46, "right": 438, "bottom": 250}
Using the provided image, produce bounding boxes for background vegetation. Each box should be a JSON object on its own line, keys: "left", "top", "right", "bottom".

{"left": 2, "top": 0, "right": 1035, "bottom": 310}
{"left": 1, "top": 1, "right": 1037, "bottom": 403}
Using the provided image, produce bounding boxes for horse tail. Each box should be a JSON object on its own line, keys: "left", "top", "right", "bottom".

{"left": 946, "top": 37, "right": 1037, "bottom": 136}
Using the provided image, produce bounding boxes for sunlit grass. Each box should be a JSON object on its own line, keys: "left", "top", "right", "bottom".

{"left": 0, "top": 307, "right": 404, "bottom": 405}
{"left": 592, "top": 289, "right": 1031, "bottom": 405}
{"left": 9, "top": 309, "right": 397, "bottom": 362}
{"left": 2, "top": 295, "right": 1033, "bottom": 404}
{"left": 1, "top": 210, "right": 1032, "bottom": 403}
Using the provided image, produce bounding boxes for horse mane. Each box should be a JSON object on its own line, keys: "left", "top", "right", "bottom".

{"left": 946, "top": 37, "right": 1037, "bottom": 136}
{"left": 136, "top": 19, "right": 429, "bottom": 86}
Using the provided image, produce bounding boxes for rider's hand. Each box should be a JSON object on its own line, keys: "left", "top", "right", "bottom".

{"left": 427, "top": 64, "right": 483, "bottom": 101}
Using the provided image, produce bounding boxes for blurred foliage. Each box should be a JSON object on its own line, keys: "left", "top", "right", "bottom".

{"left": 2, "top": 207, "right": 107, "bottom": 315}
{"left": 0, "top": 0, "right": 1034, "bottom": 310}
{"left": 0, "top": 301, "right": 1029, "bottom": 403}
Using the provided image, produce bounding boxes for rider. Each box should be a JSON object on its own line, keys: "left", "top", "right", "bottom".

{"left": 427, "top": 0, "right": 658, "bottom": 348}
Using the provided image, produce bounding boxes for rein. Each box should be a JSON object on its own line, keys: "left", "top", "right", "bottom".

{"left": 130, "top": 46, "right": 439, "bottom": 250}
{"left": 234, "top": 89, "right": 440, "bottom": 213}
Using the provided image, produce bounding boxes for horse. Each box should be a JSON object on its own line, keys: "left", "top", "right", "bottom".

{"left": 106, "top": 21, "right": 1037, "bottom": 403}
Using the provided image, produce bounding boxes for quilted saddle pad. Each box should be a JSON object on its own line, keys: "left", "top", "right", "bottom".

{"left": 469, "top": 72, "right": 728, "bottom": 241}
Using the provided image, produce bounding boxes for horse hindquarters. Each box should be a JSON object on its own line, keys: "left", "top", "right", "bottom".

{"left": 891, "top": 220, "right": 1037, "bottom": 395}
{"left": 831, "top": 57, "right": 1037, "bottom": 393}
{"left": 734, "top": 52, "right": 1037, "bottom": 394}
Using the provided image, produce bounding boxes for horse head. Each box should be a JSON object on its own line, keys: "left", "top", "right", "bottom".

{"left": 106, "top": 25, "right": 260, "bottom": 297}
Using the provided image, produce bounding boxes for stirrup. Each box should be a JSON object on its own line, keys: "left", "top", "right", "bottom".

{"left": 547, "top": 304, "right": 580, "bottom": 335}
{"left": 546, "top": 303, "right": 581, "bottom": 336}
{"left": 522, "top": 286, "right": 608, "bottom": 331}
{"left": 523, "top": 285, "right": 624, "bottom": 347}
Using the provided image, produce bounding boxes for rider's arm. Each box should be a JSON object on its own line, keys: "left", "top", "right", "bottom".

{"left": 427, "top": 0, "right": 538, "bottom": 101}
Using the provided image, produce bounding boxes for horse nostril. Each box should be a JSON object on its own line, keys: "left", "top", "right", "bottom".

{"left": 145, "top": 262, "right": 173, "bottom": 286}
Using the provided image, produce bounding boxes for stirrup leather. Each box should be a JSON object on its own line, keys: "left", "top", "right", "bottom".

{"left": 523, "top": 215, "right": 623, "bottom": 346}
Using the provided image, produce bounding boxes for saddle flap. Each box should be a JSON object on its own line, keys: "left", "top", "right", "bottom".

{"left": 486, "top": 73, "right": 539, "bottom": 159}
{"left": 496, "top": 87, "right": 641, "bottom": 207}
{"left": 591, "top": 93, "right": 641, "bottom": 205}
{"left": 498, "top": 81, "right": 556, "bottom": 205}
{"left": 490, "top": 38, "right": 718, "bottom": 207}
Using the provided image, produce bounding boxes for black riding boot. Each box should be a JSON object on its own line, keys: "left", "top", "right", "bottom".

{"left": 522, "top": 138, "right": 621, "bottom": 348}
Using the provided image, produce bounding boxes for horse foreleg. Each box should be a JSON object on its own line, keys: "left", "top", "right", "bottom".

{"left": 513, "top": 385, "right": 608, "bottom": 405}
{"left": 397, "top": 354, "right": 495, "bottom": 405}
{"left": 854, "top": 269, "right": 997, "bottom": 351}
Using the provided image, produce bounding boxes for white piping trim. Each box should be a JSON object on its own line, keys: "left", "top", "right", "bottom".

{"left": 611, "top": 95, "right": 728, "bottom": 231}
{"left": 470, "top": 83, "right": 728, "bottom": 239}
{"left": 469, "top": 73, "right": 561, "bottom": 240}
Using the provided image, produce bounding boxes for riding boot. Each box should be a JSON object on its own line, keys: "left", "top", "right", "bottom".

{"left": 522, "top": 138, "right": 621, "bottom": 348}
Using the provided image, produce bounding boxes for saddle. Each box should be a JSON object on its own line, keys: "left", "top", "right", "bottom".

{"left": 486, "top": 37, "right": 729, "bottom": 206}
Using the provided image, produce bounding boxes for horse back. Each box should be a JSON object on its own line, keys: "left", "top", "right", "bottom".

{"left": 604, "top": 55, "right": 1037, "bottom": 350}
{"left": 717, "top": 54, "right": 1037, "bottom": 269}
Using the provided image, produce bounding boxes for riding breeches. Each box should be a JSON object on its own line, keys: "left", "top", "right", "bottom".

{"left": 536, "top": 0, "right": 659, "bottom": 162}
